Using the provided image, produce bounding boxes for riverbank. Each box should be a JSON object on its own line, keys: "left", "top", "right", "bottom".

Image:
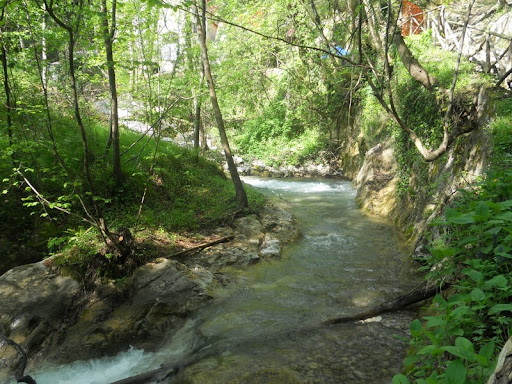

{"left": 0, "top": 199, "right": 299, "bottom": 382}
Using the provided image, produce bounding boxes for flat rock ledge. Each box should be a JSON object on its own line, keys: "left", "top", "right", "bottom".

{"left": 0, "top": 201, "right": 300, "bottom": 381}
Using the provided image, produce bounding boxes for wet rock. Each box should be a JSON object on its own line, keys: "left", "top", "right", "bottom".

{"left": 47, "top": 258, "right": 213, "bottom": 363}
{"left": 236, "top": 158, "right": 343, "bottom": 178}
{"left": 0, "top": 201, "right": 301, "bottom": 375}
{"left": 259, "top": 235, "right": 281, "bottom": 259}
{"left": 355, "top": 142, "right": 398, "bottom": 217}
{"left": 260, "top": 202, "right": 301, "bottom": 244}
{"left": 229, "top": 368, "right": 306, "bottom": 384}
{"left": 234, "top": 214, "right": 264, "bottom": 244}
{"left": 0, "top": 259, "right": 80, "bottom": 381}
{"left": 182, "top": 202, "right": 299, "bottom": 271}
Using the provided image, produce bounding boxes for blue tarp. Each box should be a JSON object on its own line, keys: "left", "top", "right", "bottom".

{"left": 321, "top": 45, "right": 348, "bottom": 58}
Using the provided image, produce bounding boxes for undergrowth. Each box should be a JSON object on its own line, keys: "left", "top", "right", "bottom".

{"left": 1, "top": 107, "right": 265, "bottom": 278}
{"left": 393, "top": 94, "right": 512, "bottom": 383}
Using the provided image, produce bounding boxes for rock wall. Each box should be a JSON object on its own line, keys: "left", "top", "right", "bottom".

{"left": 352, "top": 86, "right": 495, "bottom": 245}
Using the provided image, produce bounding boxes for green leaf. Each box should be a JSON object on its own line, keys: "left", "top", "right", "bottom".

{"left": 451, "top": 213, "right": 475, "bottom": 224}
{"left": 442, "top": 345, "right": 476, "bottom": 362}
{"left": 495, "top": 211, "right": 512, "bottom": 222}
{"left": 478, "top": 340, "right": 495, "bottom": 363}
{"left": 445, "top": 207, "right": 459, "bottom": 220}
{"left": 424, "top": 316, "right": 446, "bottom": 328}
{"left": 464, "top": 269, "right": 484, "bottom": 282}
{"left": 445, "top": 360, "right": 466, "bottom": 384}
{"left": 392, "top": 374, "right": 410, "bottom": 384}
{"left": 489, "top": 304, "right": 512, "bottom": 315}
{"left": 410, "top": 319, "right": 423, "bottom": 337}
{"left": 483, "top": 275, "right": 508, "bottom": 289}
{"left": 417, "top": 345, "right": 438, "bottom": 355}
{"left": 485, "top": 226, "right": 502, "bottom": 235}
{"left": 470, "top": 288, "right": 486, "bottom": 302}
{"left": 441, "top": 338, "right": 476, "bottom": 362}
{"left": 455, "top": 337, "right": 474, "bottom": 351}
{"left": 475, "top": 201, "right": 490, "bottom": 218}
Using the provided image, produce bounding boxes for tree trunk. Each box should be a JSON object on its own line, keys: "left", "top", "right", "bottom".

{"left": 0, "top": 8, "right": 13, "bottom": 149}
{"left": 44, "top": 1, "right": 131, "bottom": 257}
{"left": 193, "top": 0, "right": 248, "bottom": 208}
{"left": 393, "top": 33, "right": 439, "bottom": 91}
{"left": 101, "top": 0, "right": 122, "bottom": 184}
{"left": 193, "top": 91, "right": 201, "bottom": 150}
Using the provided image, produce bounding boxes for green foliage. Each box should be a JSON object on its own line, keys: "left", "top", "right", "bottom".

{"left": 393, "top": 85, "right": 512, "bottom": 383}
{"left": 395, "top": 173, "right": 512, "bottom": 383}
{"left": 489, "top": 96, "right": 512, "bottom": 170}
{"left": 0, "top": 104, "right": 264, "bottom": 274}
{"left": 234, "top": 100, "right": 326, "bottom": 166}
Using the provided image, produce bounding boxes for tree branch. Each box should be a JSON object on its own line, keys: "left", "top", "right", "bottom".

{"left": 173, "top": 3, "right": 358, "bottom": 66}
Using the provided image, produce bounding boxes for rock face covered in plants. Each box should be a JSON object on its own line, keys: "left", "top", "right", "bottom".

{"left": 353, "top": 86, "right": 494, "bottom": 244}
{"left": 0, "top": 202, "right": 299, "bottom": 380}
{"left": 355, "top": 141, "right": 398, "bottom": 218}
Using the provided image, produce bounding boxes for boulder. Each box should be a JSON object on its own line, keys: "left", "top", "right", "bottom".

{"left": 259, "top": 234, "right": 281, "bottom": 259}
{"left": 46, "top": 258, "right": 213, "bottom": 363}
{"left": 0, "top": 259, "right": 80, "bottom": 381}
{"left": 355, "top": 142, "right": 398, "bottom": 217}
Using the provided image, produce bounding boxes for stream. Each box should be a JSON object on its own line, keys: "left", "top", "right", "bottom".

{"left": 33, "top": 177, "right": 423, "bottom": 384}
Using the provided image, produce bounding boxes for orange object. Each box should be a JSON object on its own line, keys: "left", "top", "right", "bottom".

{"left": 401, "top": 1, "right": 424, "bottom": 36}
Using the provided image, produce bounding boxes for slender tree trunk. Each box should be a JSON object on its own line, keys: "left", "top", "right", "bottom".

{"left": 24, "top": 2, "right": 70, "bottom": 176}
{"left": 101, "top": 0, "right": 122, "bottom": 184}
{"left": 193, "top": 0, "right": 248, "bottom": 208}
{"left": 193, "top": 90, "right": 201, "bottom": 150}
{"left": 44, "top": 1, "right": 130, "bottom": 255}
{"left": 1, "top": 8, "right": 13, "bottom": 149}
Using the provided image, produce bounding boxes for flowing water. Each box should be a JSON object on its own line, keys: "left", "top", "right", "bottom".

{"left": 33, "top": 177, "right": 422, "bottom": 384}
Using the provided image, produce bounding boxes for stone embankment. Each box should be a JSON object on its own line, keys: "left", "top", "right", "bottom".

{"left": 0, "top": 201, "right": 299, "bottom": 382}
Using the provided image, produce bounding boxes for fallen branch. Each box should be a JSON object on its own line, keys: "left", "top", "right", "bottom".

{"left": 323, "top": 281, "right": 449, "bottom": 325}
{"left": 110, "top": 365, "right": 174, "bottom": 384}
{"left": 168, "top": 235, "right": 234, "bottom": 259}
{"left": 0, "top": 326, "right": 37, "bottom": 384}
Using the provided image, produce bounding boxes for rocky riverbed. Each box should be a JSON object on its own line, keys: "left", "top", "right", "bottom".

{"left": 0, "top": 201, "right": 300, "bottom": 382}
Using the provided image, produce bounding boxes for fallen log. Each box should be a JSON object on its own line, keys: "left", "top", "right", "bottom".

{"left": 168, "top": 235, "right": 234, "bottom": 259}
{"left": 323, "top": 281, "right": 449, "bottom": 325}
{"left": 111, "top": 281, "right": 447, "bottom": 384}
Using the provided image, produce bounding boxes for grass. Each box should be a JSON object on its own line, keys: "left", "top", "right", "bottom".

{"left": 0, "top": 103, "right": 265, "bottom": 277}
